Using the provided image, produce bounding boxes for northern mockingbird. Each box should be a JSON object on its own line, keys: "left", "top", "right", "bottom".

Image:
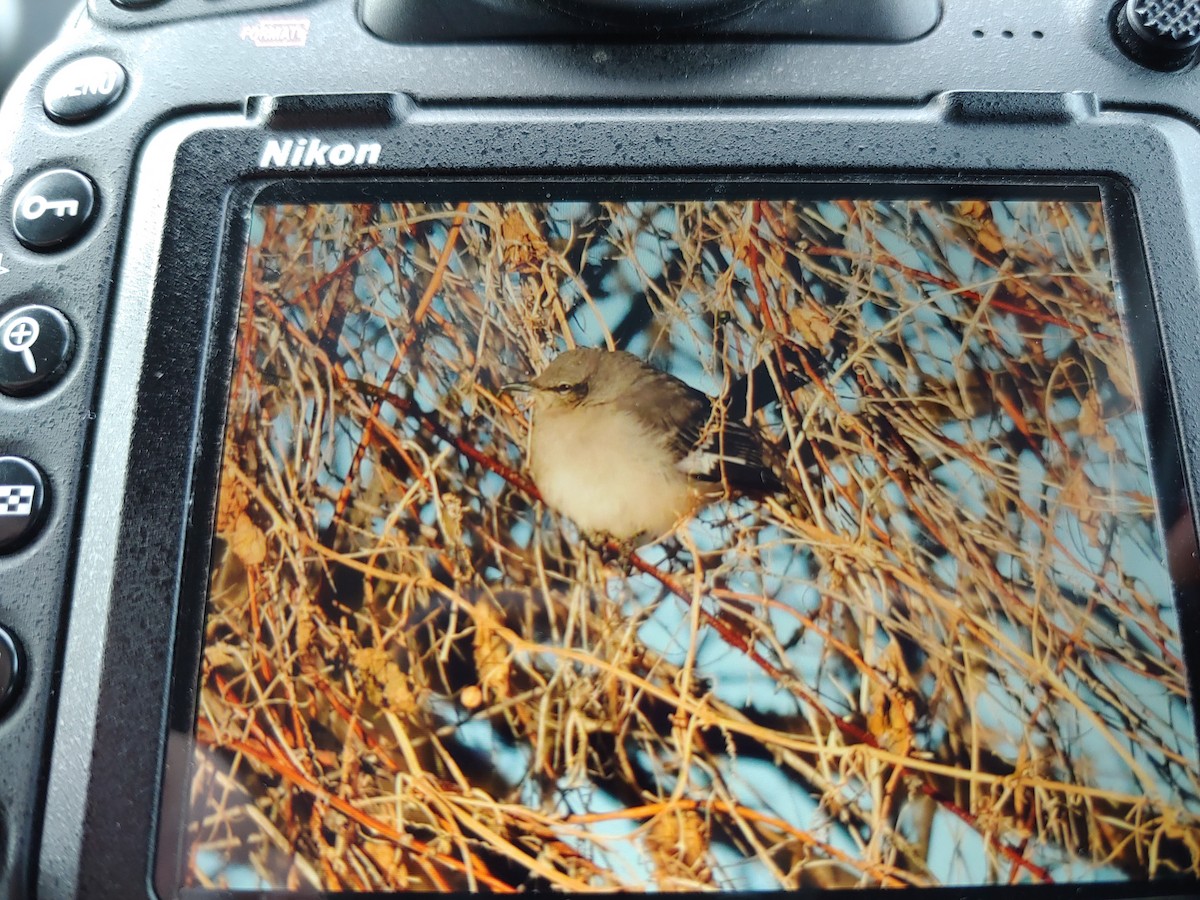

{"left": 504, "top": 348, "right": 784, "bottom": 546}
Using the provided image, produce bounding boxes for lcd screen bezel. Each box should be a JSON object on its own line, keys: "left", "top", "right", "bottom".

{"left": 153, "top": 175, "right": 1200, "bottom": 899}
{"left": 36, "top": 101, "right": 1200, "bottom": 900}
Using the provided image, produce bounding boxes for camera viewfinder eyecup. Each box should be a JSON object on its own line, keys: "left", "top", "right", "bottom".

{"left": 359, "top": 0, "right": 943, "bottom": 43}
{"left": 539, "top": 0, "right": 757, "bottom": 25}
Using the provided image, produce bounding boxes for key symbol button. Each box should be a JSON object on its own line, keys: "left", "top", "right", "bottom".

{"left": 12, "top": 169, "right": 97, "bottom": 251}
{"left": 0, "top": 305, "right": 74, "bottom": 397}
{"left": 19, "top": 195, "right": 80, "bottom": 221}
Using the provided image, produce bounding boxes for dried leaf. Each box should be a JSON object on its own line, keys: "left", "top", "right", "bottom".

{"left": 229, "top": 512, "right": 267, "bottom": 566}
{"left": 1077, "top": 394, "right": 1117, "bottom": 452}
{"left": 473, "top": 602, "right": 511, "bottom": 702}
{"left": 647, "top": 808, "right": 712, "bottom": 886}
{"left": 354, "top": 647, "right": 417, "bottom": 714}
{"left": 205, "top": 643, "right": 236, "bottom": 668}
{"left": 501, "top": 205, "right": 549, "bottom": 269}
{"left": 866, "top": 641, "right": 915, "bottom": 753}
{"left": 789, "top": 304, "right": 836, "bottom": 350}
{"left": 216, "top": 472, "right": 250, "bottom": 533}
{"left": 958, "top": 199, "right": 988, "bottom": 218}
{"left": 1107, "top": 355, "right": 1138, "bottom": 402}
{"left": 296, "top": 608, "right": 315, "bottom": 654}
{"left": 977, "top": 221, "right": 1004, "bottom": 254}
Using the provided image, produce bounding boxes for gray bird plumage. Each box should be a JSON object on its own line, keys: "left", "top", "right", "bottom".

{"left": 507, "top": 348, "right": 783, "bottom": 546}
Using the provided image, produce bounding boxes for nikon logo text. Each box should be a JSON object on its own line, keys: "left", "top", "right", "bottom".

{"left": 260, "top": 138, "right": 382, "bottom": 169}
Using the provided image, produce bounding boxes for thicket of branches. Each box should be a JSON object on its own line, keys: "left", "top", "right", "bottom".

{"left": 179, "top": 196, "right": 1200, "bottom": 892}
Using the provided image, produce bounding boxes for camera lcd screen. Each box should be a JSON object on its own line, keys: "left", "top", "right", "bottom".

{"left": 165, "top": 191, "right": 1200, "bottom": 893}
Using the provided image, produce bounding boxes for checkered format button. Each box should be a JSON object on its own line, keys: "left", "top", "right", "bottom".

{"left": 0, "top": 457, "right": 47, "bottom": 553}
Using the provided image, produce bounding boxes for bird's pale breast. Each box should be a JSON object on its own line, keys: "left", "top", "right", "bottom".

{"left": 530, "top": 403, "right": 693, "bottom": 542}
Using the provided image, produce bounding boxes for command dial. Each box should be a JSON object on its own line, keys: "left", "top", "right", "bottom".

{"left": 1115, "top": 0, "right": 1200, "bottom": 70}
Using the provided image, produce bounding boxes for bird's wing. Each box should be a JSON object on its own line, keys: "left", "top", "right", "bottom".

{"left": 625, "top": 363, "right": 783, "bottom": 494}
{"left": 677, "top": 419, "right": 785, "bottom": 494}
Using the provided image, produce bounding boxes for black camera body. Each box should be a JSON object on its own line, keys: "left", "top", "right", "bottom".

{"left": 3, "top": 1, "right": 1200, "bottom": 898}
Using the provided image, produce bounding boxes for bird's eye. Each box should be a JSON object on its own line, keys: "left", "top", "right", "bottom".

{"left": 549, "top": 380, "right": 588, "bottom": 400}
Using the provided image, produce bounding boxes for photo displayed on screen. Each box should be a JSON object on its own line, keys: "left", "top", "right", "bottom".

{"left": 173, "top": 194, "right": 1200, "bottom": 892}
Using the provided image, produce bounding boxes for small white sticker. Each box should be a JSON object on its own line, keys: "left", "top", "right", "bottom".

{"left": 240, "top": 17, "right": 311, "bottom": 49}
{"left": 0, "top": 484, "right": 35, "bottom": 518}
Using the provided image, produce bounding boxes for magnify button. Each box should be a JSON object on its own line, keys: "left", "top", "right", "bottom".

{"left": 0, "top": 305, "right": 74, "bottom": 397}
{"left": 3, "top": 316, "right": 39, "bottom": 373}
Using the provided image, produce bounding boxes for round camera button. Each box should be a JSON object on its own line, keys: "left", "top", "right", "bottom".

{"left": 0, "top": 457, "right": 47, "bottom": 554}
{"left": 1116, "top": 0, "right": 1200, "bottom": 70}
{"left": 0, "top": 305, "right": 75, "bottom": 397}
{"left": 11, "top": 169, "right": 97, "bottom": 252}
{"left": 0, "top": 627, "right": 22, "bottom": 717}
{"left": 43, "top": 56, "right": 128, "bottom": 124}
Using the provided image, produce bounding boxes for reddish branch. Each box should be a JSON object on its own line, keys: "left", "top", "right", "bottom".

{"left": 197, "top": 722, "right": 516, "bottom": 892}
{"left": 801, "top": 244, "right": 1113, "bottom": 343}
{"left": 330, "top": 203, "right": 472, "bottom": 526}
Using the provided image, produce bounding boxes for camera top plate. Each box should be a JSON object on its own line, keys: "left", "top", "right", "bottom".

{"left": 0, "top": 1, "right": 1199, "bottom": 898}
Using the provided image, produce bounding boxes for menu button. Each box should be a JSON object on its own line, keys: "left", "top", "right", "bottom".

{"left": 43, "top": 56, "right": 127, "bottom": 124}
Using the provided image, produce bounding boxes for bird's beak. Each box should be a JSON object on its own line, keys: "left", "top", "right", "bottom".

{"left": 500, "top": 381, "right": 533, "bottom": 395}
